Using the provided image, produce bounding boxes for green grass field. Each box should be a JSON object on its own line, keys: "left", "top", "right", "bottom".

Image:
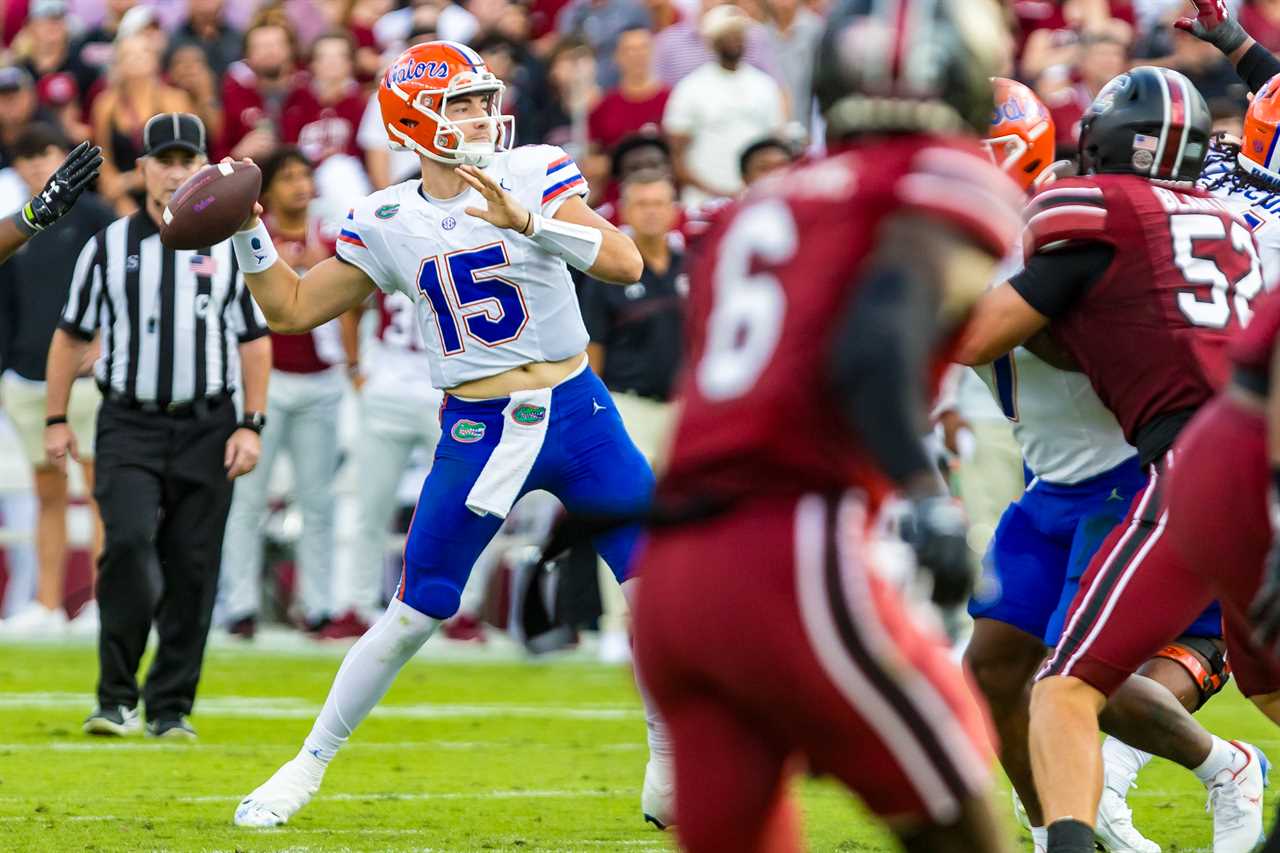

{"left": 0, "top": 637, "right": 1276, "bottom": 852}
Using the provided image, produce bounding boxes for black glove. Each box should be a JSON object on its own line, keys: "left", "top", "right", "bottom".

{"left": 15, "top": 141, "right": 103, "bottom": 235}
{"left": 1249, "top": 478, "right": 1280, "bottom": 653}
{"left": 1175, "top": 0, "right": 1249, "bottom": 54}
{"left": 900, "top": 495, "right": 974, "bottom": 607}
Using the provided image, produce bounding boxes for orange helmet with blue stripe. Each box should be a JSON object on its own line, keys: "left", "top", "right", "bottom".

{"left": 377, "top": 41, "right": 514, "bottom": 168}
{"left": 983, "top": 78, "right": 1056, "bottom": 192}
{"left": 1241, "top": 73, "right": 1280, "bottom": 188}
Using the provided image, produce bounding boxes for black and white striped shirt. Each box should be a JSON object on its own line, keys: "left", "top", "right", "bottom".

{"left": 58, "top": 211, "right": 268, "bottom": 405}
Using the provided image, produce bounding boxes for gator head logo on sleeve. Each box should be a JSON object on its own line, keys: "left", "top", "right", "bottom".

{"left": 451, "top": 419, "right": 486, "bottom": 443}
{"left": 511, "top": 404, "right": 547, "bottom": 426}
{"left": 375, "top": 204, "right": 400, "bottom": 220}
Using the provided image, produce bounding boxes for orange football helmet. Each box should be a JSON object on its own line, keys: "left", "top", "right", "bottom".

{"left": 983, "top": 78, "right": 1056, "bottom": 191}
{"left": 1240, "top": 73, "right": 1280, "bottom": 187}
{"left": 378, "top": 41, "right": 514, "bottom": 167}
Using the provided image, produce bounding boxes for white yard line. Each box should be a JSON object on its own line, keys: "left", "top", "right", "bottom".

{"left": 0, "top": 788, "right": 633, "bottom": 805}
{"left": 0, "top": 692, "right": 641, "bottom": 721}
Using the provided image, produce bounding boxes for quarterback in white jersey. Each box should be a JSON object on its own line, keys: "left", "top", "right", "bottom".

{"left": 963, "top": 78, "right": 1230, "bottom": 853}
{"left": 227, "top": 41, "right": 673, "bottom": 831}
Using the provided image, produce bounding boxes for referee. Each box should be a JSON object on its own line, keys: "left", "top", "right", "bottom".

{"left": 43, "top": 113, "right": 272, "bottom": 739}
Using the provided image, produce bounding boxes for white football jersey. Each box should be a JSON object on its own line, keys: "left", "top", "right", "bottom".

{"left": 1199, "top": 139, "right": 1280, "bottom": 289}
{"left": 973, "top": 350, "right": 1136, "bottom": 484}
{"left": 976, "top": 249, "right": 1137, "bottom": 485}
{"left": 336, "top": 144, "right": 590, "bottom": 389}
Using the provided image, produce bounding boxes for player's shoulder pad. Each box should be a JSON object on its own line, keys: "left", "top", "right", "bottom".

{"left": 1023, "top": 176, "right": 1111, "bottom": 256}
{"left": 896, "top": 141, "right": 1025, "bottom": 258}
{"left": 503, "top": 144, "right": 574, "bottom": 179}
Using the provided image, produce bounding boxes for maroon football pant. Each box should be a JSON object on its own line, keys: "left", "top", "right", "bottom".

{"left": 1167, "top": 395, "right": 1280, "bottom": 697}
{"left": 1038, "top": 396, "right": 1280, "bottom": 697}
{"left": 633, "top": 493, "right": 995, "bottom": 853}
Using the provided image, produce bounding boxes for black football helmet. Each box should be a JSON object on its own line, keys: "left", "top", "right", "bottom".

{"left": 812, "top": 0, "right": 1010, "bottom": 139}
{"left": 1078, "top": 66, "right": 1212, "bottom": 181}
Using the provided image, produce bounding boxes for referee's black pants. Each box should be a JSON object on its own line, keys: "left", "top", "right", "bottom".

{"left": 92, "top": 397, "right": 236, "bottom": 720}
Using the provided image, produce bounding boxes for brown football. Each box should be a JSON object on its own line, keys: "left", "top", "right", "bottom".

{"left": 160, "top": 161, "right": 261, "bottom": 250}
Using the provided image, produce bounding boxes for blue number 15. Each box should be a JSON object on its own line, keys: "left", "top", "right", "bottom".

{"left": 416, "top": 242, "right": 529, "bottom": 355}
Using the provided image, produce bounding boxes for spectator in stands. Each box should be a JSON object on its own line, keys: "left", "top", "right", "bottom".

{"left": 653, "top": 0, "right": 780, "bottom": 87}
{"left": 165, "top": 43, "right": 224, "bottom": 147}
{"left": 72, "top": 0, "right": 135, "bottom": 91}
{"left": 764, "top": 0, "right": 821, "bottom": 125}
{"left": 663, "top": 4, "right": 784, "bottom": 204}
{"left": 221, "top": 19, "right": 298, "bottom": 162}
{"left": 92, "top": 32, "right": 192, "bottom": 214}
{"left": 37, "top": 72, "right": 92, "bottom": 144}
{"left": 170, "top": 0, "right": 243, "bottom": 80}
{"left": 374, "top": 0, "right": 478, "bottom": 53}
{"left": 0, "top": 124, "right": 115, "bottom": 636}
{"left": 1043, "top": 24, "right": 1131, "bottom": 156}
{"left": 531, "top": 37, "right": 599, "bottom": 153}
{"left": 589, "top": 28, "right": 669, "bottom": 155}
{"left": 738, "top": 135, "right": 796, "bottom": 187}
{"left": 14, "top": 0, "right": 98, "bottom": 105}
{"left": 0, "top": 66, "right": 61, "bottom": 170}
{"left": 581, "top": 169, "right": 685, "bottom": 464}
{"left": 557, "top": 0, "right": 651, "bottom": 88}
{"left": 1242, "top": 0, "right": 1280, "bottom": 53}
{"left": 220, "top": 147, "right": 344, "bottom": 640}
{"left": 282, "top": 31, "right": 366, "bottom": 168}
{"left": 594, "top": 131, "right": 672, "bottom": 223}
{"left": 320, "top": 0, "right": 390, "bottom": 84}
{"left": 471, "top": 0, "right": 533, "bottom": 43}
{"left": 645, "top": 0, "right": 680, "bottom": 33}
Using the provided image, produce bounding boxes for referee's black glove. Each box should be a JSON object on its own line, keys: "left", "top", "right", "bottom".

{"left": 16, "top": 141, "right": 103, "bottom": 235}
{"left": 901, "top": 495, "right": 974, "bottom": 608}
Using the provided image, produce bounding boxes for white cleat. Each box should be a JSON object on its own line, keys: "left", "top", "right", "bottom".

{"left": 1096, "top": 782, "right": 1160, "bottom": 852}
{"left": 1206, "top": 740, "right": 1268, "bottom": 853}
{"left": 234, "top": 755, "right": 324, "bottom": 827}
{"left": 641, "top": 758, "right": 675, "bottom": 830}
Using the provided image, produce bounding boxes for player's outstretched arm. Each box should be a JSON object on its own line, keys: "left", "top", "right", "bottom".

{"left": 1177, "top": 0, "right": 1280, "bottom": 92}
{"left": 457, "top": 165, "right": 643, "bottom": 284}
{"left": 232, "top": 206, "right": 377, "bottom": 334}
{"left": 0, "top": 140, "right": 102, "bottom": 265}
{"left": 954, "top": 284, "right": 1049, "bottom": 365}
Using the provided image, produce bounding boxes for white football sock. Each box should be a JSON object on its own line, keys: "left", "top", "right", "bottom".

{"left": 1102, "top": 736, "right": 1152, "bottom": 792}
{"left": 302, "top": 598, "right": 439, "bottom": 766}
{"left": 1030, "top": 825, "right": 1048, "bottom": 849}
{"left": 1193, "top": 736, "right": 1244, "bottom": 785}
{"left": 621, "top": 579, "right": 673, "bottom": 770}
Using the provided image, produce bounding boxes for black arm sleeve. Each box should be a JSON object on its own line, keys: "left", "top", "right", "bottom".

{"left": 828, "top": 264, "right": 934, "bottom": 486}
{"left": 1008, "top": 242, "right": 1115, "bottom": 319}
{"left": 1238, "top": 42, "right": 1280, "bottom": 94}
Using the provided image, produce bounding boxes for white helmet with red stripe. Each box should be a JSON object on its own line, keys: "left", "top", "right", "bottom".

{"left": 812, "top": 0, "right": 1011, "bottom": 138}
{"left": 1078, "top": 66, "right": 1212, "bottom": 182}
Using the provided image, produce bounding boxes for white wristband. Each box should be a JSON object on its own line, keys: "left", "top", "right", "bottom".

{"left": 231, "top": 220, "right": 279, "bottom": 275}
{"left": 526, "top": 212, "right": 602, "bottom": 272}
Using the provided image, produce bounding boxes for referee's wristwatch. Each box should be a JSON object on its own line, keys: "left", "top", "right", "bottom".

{"left": 240, "top": 411, "right": 267, "bottom": 434}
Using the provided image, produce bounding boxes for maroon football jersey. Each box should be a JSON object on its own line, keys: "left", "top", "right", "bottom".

{"left": 264, "top": 213, "right": 339, "bottom": 374}
{"left": 1023, "top": 175, "right": 1265, "bottom": 446}
{"left": 660, "top": 137, "right": 1023, "bottom": 506}
{"left": 1231, "top": 287, "right": 1280, "bottom": 376}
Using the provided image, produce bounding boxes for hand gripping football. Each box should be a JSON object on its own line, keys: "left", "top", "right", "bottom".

{"left": 160, "top": 160, "right": 262, "bottom": 250}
